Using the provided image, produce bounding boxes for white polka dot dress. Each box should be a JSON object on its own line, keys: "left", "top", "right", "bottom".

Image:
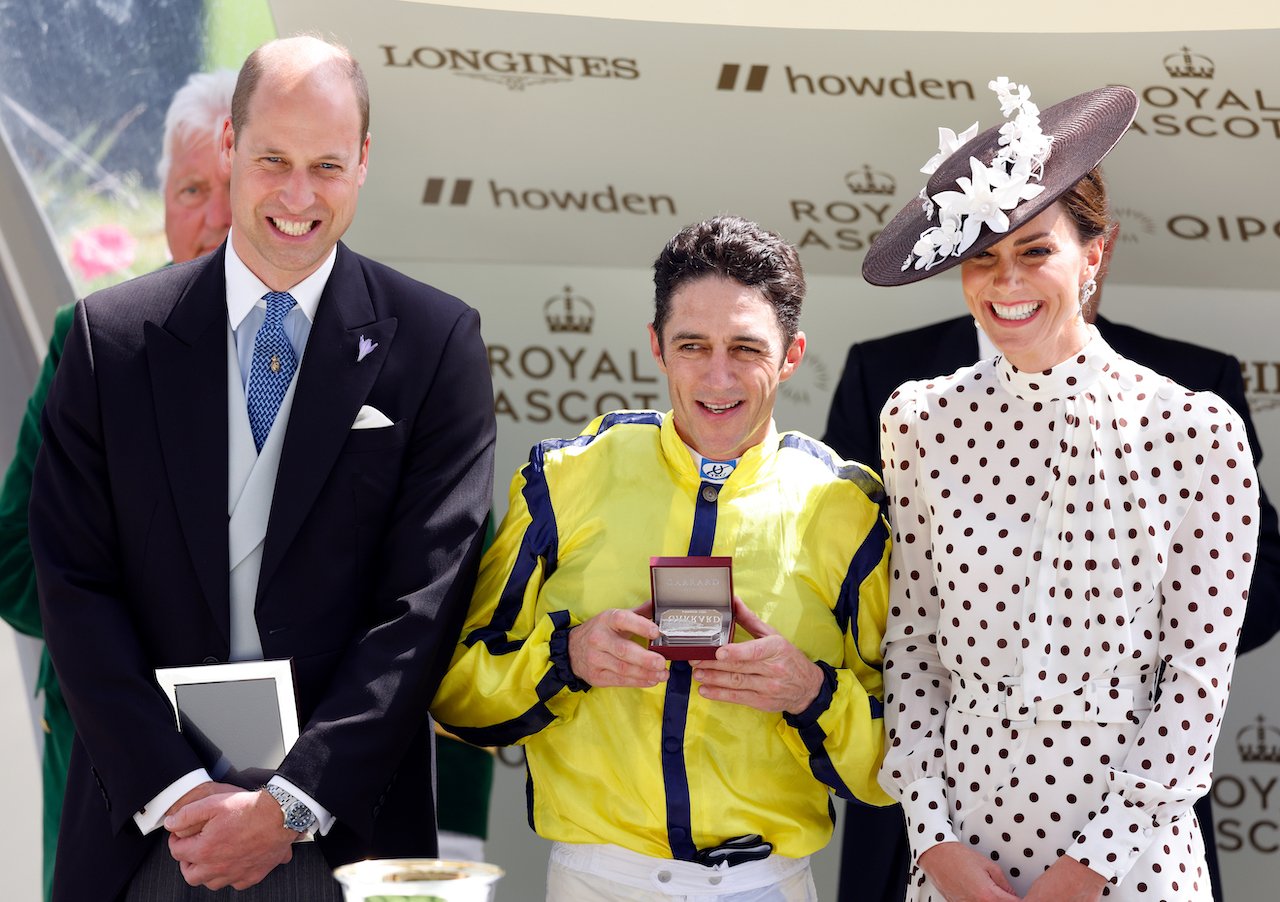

{"left": 878, "top": 327, "right": 1259, "bottom": 900}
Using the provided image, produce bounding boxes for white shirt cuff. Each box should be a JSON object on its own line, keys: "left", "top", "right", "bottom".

{"left": 269, "top": 776, "right": 335, "bottom": 836}
{"left": 134, "top": 768, "right": 211, "bottom": 834}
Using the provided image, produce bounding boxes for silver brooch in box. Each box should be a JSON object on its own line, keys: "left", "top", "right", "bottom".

{"left": 649, "top": 556, "right": 733, "bottom": 660}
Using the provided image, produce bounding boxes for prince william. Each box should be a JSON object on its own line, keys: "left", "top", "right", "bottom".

{"left": 30, "top": 36, "right": 495, "bottom": 902}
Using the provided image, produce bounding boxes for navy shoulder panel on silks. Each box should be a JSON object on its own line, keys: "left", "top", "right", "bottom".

{"left": 779, "top": 433, "right": 886, "bottom": 508}
{"left": 465, "top": 411, "right": 664, "bottom": 654}
{"left": 594, "top": 409, "right": 665, "bottom": 431}
{"left": 525, "top": 409, "right": 665, "bottom": 474}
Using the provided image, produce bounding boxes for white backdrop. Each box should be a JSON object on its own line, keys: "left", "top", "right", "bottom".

{"left": 1, "top": 3, "right": 1274, "bottom": 900}
{"left": 263, "top": 1, "right": 1280, "bottom": 898}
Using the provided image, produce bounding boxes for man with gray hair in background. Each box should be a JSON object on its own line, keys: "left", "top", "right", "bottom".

{"left": 157, "top": 68, "right": 236, "bottom": 264}
{"left": 0, "top": 66, "right": 234, "bottom": 902}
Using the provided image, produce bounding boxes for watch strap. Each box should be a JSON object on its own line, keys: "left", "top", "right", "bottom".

{"left": 263, "top": 783, "right": 317, "bottom": 834}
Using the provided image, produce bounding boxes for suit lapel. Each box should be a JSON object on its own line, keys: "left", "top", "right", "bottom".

{"left": 145, "top": 250, "right": 231, "bottom": 641}
{"left": 259, "top": 244, "right": 398, "bottom": 596}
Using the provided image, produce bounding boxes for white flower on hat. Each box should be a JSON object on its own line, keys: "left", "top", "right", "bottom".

{"left": 904, "top": 76, "right": 1054, "bottom": 272}
{"left": 989, "top": 77, "right": 1033, "bottom": 115}
{"left": 934, "top": 157, "right": 1045, "bottom": 246}
{"left": 907, "top": 216, "right": 965, "bottom": 271}
{"left": 998, "top": 112, "right": 1052, "bottom": 172}
{"left": 921, "top": 122, "right": 979, "bottom": 175}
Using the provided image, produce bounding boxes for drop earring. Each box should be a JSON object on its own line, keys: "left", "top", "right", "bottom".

{"left": 1078, "top": 277, "right": 1097, "bottom": 319}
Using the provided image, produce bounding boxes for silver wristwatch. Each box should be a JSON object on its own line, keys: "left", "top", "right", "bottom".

{"left": 264, "top": 783, "right": 317, "bottom": 834}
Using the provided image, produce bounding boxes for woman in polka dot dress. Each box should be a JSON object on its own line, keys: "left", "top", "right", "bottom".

{"left": 861, "top": 80, "right": 1260, "bottom": 901}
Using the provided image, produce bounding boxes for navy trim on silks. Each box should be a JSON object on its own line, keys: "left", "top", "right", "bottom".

{"left": 466, "top": 413, "right": 663, "bottom": 653}
{"left": 834, "top": 517, "right": 890, "bottom": 669}
{"left": 547, "top": 608, "right": 591, "bottom": 693}
{"left": 525, "top": 760, "right": 536, "bottom": 832}
{"left": 465, "top": 440, "right": 563, "bottom": 653}
{"left": 662, "top": 661, "right": 697, "bottom": 860}
{"left": 442, "top": 614, "right": 586, "bottom": 747}
{"left": 784, "top": 660, "right": 837, "bottom": 730}
{"left": 659, "top": 478, "right": 721, "bottom": 861}
{"left": 687, "top": 480, "right": 720, "bottom": 558}
{"left": 465, "top": 412, "right": 664, "bottom": 826}
{"left": 778, "top": 433, "right": 889, "bottom": 671}
{"left": 782, "top": 661, "right": 863, "bottom": 802}
{"left": 440, "top": 702, "right": 551, "bottom": 749}
{"left": 596, "top": 409, "right": 664, "bottom": 430}
{"left": 779, "top": 432, "right": 887, "bottom": 508}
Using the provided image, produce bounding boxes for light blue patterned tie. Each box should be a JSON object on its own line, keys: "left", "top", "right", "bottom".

{"left": 246, "top": 291, "right": 298, "bottom": 452}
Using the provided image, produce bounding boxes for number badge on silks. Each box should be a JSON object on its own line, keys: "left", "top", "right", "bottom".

{"left": 700, "top": 458, "right": 736, "bottom": 481}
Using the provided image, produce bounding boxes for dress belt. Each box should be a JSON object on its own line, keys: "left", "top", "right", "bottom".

{"left": 950, "top": 673, "right": 1155, "bottom": 724}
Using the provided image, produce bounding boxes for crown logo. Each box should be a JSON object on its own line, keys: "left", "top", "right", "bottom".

{"left": 1237, "top": 715, "right": 1280, "bottom": 764}
{"left": 845, "top": 164, "right": 896, "bottom": 196}
{"left": 544, "top": 286, "right": 595, "bottom": 334}
{"left": 1163, "top": 47, "right": 1215, "bottom": 79}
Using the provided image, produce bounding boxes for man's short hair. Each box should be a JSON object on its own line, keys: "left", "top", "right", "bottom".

{"left": 155, "top": 69, "right": 237, "bottom": 185}
{"left": 231, "top": 36, "right": 370, "bottom": 147}
{"left": 652, "top": 216, "right": 805, "bottom": 351}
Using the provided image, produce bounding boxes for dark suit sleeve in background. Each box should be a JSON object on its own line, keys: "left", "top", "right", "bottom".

{"left": 1203, "top": 353, "right": 1280, "bottom": 654}
{"left": 823, "top": 343, "right": 886, "bottom": 476}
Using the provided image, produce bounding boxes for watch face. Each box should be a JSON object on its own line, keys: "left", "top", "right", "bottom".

{"left": 265, "top": 785, "right": 315, "bottom": 832}
{"left": 285, "top": 800, "right": 315, "bottom": 831}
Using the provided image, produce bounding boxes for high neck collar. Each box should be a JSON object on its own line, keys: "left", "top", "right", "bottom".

{"left": 658, "top": 412, "right": 778, "bottom": 484}
{"left": 996, "top": 324, "right": 1115, "bottom": 402}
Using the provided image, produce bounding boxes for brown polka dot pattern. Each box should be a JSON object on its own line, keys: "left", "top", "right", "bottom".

{"left": 877, "top": 330, "right": 1259, "bottom": 901}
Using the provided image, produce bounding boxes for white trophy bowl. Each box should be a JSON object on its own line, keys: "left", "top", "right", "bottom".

{"left": 334, "top": 858, "right": 504, "bottom": 902}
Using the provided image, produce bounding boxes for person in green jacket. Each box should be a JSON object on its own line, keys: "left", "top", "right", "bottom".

{"left": 0, "top": 68, "right": 234, "bottom": 901}
{"left": 0, "top": 304, "right": 76, "bottom": 902}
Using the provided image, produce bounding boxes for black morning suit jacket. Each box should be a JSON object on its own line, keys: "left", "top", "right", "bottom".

{"left": 29, "top": 242, "right": 496, "bottom": 902}
{"left": 824, "top": 313, "right": 1280, "bottom": 902}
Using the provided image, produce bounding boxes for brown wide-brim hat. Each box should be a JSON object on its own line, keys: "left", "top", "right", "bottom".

{"left": 862, "top": 84, "right": 1139, "bottom": 287}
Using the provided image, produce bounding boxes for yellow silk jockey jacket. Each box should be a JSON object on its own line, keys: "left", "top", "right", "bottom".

{"left": 433, "top": 411, "right": 893, "bottom": 860}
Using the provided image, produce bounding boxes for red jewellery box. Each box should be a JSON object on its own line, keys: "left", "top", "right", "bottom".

{"left": 649, "top": 556, "right": 734, "bottom": 661}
